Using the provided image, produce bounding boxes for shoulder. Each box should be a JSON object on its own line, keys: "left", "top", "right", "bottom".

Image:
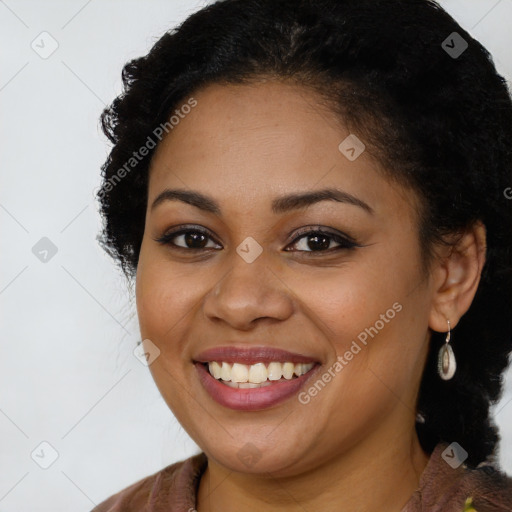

{"left": 403, "top": 443, "right": 512, "bottom": 512}
{"left": 90, "top": 452, "right": 207, "bottom": 512}
{"left": 462, "top": 463, "right": 512, "bottom": 512}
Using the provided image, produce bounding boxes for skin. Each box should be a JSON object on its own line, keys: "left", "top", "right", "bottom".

{"left": 135, "top": 80, "right": 486, "bottom": 512}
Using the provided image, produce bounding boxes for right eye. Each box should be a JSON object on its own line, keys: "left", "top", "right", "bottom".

{"left": 154, "top": 225, "right": 222, "bottom": 251}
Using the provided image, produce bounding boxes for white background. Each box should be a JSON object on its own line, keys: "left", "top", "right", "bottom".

{"left": 1, "top": 1, "right": 512, "bottom": 510}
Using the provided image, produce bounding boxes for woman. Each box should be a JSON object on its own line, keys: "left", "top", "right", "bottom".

{"left": 92, "top": 0, "right": 512, "bottom": 510}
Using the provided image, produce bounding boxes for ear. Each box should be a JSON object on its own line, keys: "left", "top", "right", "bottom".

{"left": 428, "top": 221, "right": 487, "bottom": 333}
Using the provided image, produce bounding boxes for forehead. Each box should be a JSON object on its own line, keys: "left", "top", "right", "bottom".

{"left": 151, "top": 80, "right": 345, "bottom": 175}
{"left": 147, "top": 80, "right": 417, "bottom": 222}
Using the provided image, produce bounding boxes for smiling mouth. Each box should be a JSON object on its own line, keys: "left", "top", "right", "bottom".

{"left": 204, "top": 361, "right": 315, "bottom": 388}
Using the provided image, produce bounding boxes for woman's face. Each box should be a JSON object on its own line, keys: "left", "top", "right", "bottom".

{"left": 136, "top": 80, "right": 435, "bottom": 476}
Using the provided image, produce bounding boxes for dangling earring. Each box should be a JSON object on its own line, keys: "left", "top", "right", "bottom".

{"left": 437, "top": 319, "right": 456, "bottom": 380}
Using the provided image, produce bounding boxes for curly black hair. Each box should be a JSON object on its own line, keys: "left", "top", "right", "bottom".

{"left": 96, "top": 0, "right": 512, "bottom": 467}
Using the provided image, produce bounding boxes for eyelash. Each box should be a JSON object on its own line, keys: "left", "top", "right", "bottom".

{"left": 153, "top": 224, "right": 360, "bottom": 255}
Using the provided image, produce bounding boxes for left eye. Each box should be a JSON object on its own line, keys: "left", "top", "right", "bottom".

{"left": 286, "top": 229, "right": 358, "bottom": 252}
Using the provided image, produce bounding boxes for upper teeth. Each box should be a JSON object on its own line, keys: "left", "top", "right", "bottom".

{"left": 208, "top": 361, "right": 314, "bottom": 383}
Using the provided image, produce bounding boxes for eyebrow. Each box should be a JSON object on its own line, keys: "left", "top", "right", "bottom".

{"left": 150, "top": 187, "right": 374, "bottom": 215}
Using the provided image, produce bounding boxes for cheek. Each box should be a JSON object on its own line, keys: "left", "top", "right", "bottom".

{"left": 135, "top": 248, "right": 200, "bottom": 360}
{"left": 303, "top": 251, "right": 426, "bottom": 392}
{"left": 296, "top": 262, "right": 405, "bottom": 346}
{"left": 135, "top": 254, "right": 202, "bottom": 416}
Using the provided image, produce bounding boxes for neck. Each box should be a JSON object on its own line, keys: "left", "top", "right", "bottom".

{"left": 196, "top": 421, "right": 430, "bottom": 512}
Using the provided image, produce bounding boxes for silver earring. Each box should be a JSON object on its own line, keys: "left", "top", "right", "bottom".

{"left": 437, "top": 319, "right": 456, "bottom": 380}
{"left": 415, "top": 412, "right": 426, "bottom": 424}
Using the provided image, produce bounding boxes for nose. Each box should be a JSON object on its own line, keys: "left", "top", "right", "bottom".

{"left": 202, "top": 250, "right": 294, "bottom": 330}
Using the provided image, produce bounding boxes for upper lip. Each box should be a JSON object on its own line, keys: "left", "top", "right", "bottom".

{"left": 194, "top": 345, "right": 320, "bottom": 365}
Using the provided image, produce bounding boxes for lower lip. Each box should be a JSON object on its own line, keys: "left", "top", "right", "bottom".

{"left": 195, "top": 362, "right": 320, "bottom": 411}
